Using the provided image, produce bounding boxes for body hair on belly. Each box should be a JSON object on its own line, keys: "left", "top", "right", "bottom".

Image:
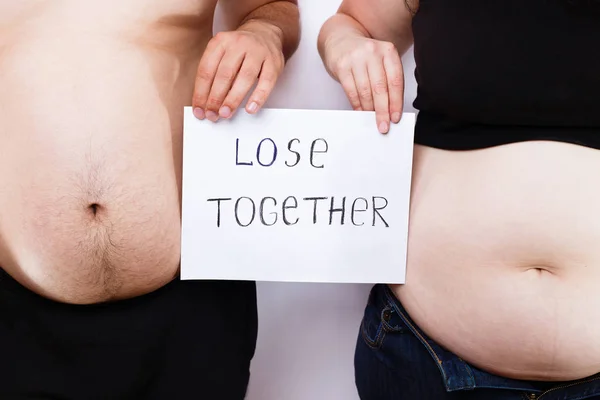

{"left": 58, "top": 150, "right": 130, "bottom": 298}
{"left": 72, "top": 216, "right": 124, "bottom": 298}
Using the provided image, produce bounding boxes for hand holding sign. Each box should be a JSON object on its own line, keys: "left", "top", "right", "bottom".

{"left": 181, "top": 108, "right": 415, "bottom": 283}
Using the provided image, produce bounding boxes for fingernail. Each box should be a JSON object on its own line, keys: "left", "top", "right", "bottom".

{"left": 193, "top": 107, "right": 205, "bottom": 120}
{"left": 205, "top": 110, "right": 218, "bottom": 122}
{"left": 219, "top": 106, "right": 232, "bottom": 118}
{"left": 248, "top": 102, "right": 258, "bottom": 113}
{"left": 378, "top": 121, "right": 389, "bottom": 134}
{"left": 392, "top": 112, "right": 401, "bottom": 123}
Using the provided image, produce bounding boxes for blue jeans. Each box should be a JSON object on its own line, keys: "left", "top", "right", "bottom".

{"left": 355, "top": 284, "right": 600, "bottom": 400}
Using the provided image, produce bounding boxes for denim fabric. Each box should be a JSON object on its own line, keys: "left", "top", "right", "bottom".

{"left": 355, "top": 284, "right": 600, "bottom": 400}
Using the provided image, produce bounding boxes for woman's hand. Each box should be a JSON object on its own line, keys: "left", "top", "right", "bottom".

{"left": 324, "top": 34, "right": 405, "bottom": 134}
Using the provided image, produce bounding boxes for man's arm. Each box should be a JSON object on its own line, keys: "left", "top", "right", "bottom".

{"left": 192, "top": 0, "right": 300, "bottom": 122}
{"left": 221, "top": 0, "right": 300, "bottom": 61}
{"left": 318, "top": 0, "right": 414, "bottom": 133}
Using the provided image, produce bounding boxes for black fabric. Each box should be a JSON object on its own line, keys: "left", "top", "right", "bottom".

{"left": 411, "top": 0, "right": 600, "bottom": 150}
{"left": 0, "top": 268, "right": 257, "bottom": 400}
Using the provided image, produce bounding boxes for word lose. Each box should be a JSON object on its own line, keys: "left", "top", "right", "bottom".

{"left": 206, "top": 137, "right": 391, "bottom": 228}
{"left": 235, "top": 137, "right": 328, "bottom": 168}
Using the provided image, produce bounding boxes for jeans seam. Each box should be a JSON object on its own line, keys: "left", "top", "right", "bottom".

{"left": 360, "top": 318, "right": 386, "bottom": 350}
{"left": 382, "top": 288, "right": 452, "bottom": 390}
{"left": 381, "top": 317, "right": 405, "bottom": 333}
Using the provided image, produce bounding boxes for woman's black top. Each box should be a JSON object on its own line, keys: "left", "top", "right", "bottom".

{"left": 411, "top": 0, "right": 600, "bottom": 150}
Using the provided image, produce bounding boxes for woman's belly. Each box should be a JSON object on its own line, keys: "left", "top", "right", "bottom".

{"left": 0, "top": 9, "right": 210, "bottom": 304}
{"left": 392, "top": 141, "right": 600, "bottom": 381}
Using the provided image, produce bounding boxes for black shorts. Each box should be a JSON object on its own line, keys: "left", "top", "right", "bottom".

{"left": 0, "top": 268, "right": 258, "bottom": 400}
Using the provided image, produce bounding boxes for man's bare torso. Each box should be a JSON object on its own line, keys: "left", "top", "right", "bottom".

{"left": 0, "top": 1, "right": 218, "bottom": 304}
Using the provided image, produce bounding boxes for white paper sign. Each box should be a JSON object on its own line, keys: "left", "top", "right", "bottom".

{"left": 180, "top": 107, "right": 415, "bottom": 283}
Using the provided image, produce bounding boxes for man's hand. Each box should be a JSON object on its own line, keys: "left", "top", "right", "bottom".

{"left": 324, "top": 33, "right": 404, "bottom": 134}
{"left": 192, "top": 23, "right": 285, "bottom": 122}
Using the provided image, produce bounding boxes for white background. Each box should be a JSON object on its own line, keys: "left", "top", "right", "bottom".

{"left": 216, "top": 1, "right": 418, "bottom": 399}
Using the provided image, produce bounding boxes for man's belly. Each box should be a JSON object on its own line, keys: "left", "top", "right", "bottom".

{"left": 392, "top": 141, "right": 600, "bottom": 381}
{"left": 0, "top": 20, "right": 208, "bottom": 303}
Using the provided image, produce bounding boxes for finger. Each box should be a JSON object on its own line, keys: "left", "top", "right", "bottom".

{"left": 383, "top": 50, "right": 404, "bottom": 124}
{"left": 245, "top": 60, "right": 278, "bottom": 114}
{"left": 337, "top": 69, "right": 362, "bottom": 111}
{"left": 351, "top": 65, "right": 374, "bottom": 112}
{"left": 192, "top": 40, "right": 226, "bottom": 120}
{"left": 367, "top": 59, "right": 391, "bottom": 134}
{"left": 219, "top": 58, "right": 262, "bottom": 119}
{"left": 204, "top": 51, "right": 246, "bottom": 122}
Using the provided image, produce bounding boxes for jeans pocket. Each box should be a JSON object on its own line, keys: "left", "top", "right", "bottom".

{"left": 360, "top": 302, "right": 398, "bottom": 350}
{"left": 356, "top": 302, "right": 447, "bottom": 400}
